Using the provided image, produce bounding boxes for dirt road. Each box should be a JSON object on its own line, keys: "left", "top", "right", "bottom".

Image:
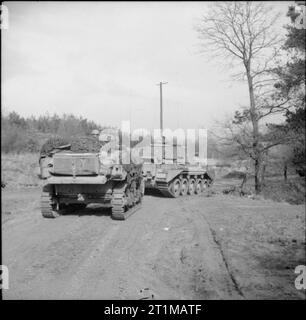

{"left": 2, "top": 187, "right": 305, "bottom": 300}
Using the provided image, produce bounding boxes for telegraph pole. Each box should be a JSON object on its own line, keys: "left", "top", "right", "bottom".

{"left": 157, "top": 81, "right": 168, "bottom": 132}
{"left": 156, "top": 81, "right": 168, "bottom": 163}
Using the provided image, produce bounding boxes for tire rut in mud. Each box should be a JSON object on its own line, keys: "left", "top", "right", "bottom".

{"left": 188, "top": 204, "right": 244, "bottom": 299}
{"left": 205, "top": 220, "right": 245, "bottom": 298}
{"left": 191, "top": 200, "right": 244, "bottom": 298}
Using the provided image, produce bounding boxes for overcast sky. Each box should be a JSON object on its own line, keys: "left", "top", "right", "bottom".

{"left": 2, "top": 1, "right": 291, "bottom": 131}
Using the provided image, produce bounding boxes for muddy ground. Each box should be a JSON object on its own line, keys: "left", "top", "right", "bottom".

{"left": 1, "top": 184, "right": 305, "bottom": 300}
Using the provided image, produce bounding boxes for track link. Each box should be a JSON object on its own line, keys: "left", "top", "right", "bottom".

{"left": 41, "top": 191, "right": 59, "bottom": 218}
{"left": 111, "top": 185, "right": 143, "bottom": 220}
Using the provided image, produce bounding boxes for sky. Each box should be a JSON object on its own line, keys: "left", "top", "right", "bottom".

{"left": 1, "top": 1, "right": 292, "bottom": 131}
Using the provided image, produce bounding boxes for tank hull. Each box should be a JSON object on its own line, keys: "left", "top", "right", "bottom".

{"left": 40, "top": 152, "right": 144, "bottom": 220}
{"left": 143, "top": 164, "right": 214, "bottom": 198}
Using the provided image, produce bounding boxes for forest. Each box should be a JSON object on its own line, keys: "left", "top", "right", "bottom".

{"left": 1, "top": 111, "right": 105, "bottom": 153}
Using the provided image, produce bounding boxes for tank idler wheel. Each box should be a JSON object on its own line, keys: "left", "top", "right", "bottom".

{"left": 195, "top": 179, "right": 202, "bottom": 195}
{"left": 187, "top": 179, "right": 196, "bottom": 195}
{"left": 180, "top": 179, "right": 188, "bottom": 196}
{"left": 201, "top": 180, "right": 208, "bottom": 192}
{"left": 170, "top": 178, "right": 181, "bottom": 198}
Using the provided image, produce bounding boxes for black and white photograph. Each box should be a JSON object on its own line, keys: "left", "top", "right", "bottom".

{"left": 1, "top": 0, "right": 305, "bottom": 306}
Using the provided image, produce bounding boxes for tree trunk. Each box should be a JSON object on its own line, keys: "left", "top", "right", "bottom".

{"left": 261, "top": 163, "right": 266, "bottom": 187}
{"left": 246, "top": 64, "right": 262, "bottom": 194}
{"left": 260, "top": 151, "right": 267, "bottom": 188}
{"left": 254, "top": 158, "right": 262, "bottom": 193}
{"left": 239, "top": 171, "right": 248, "bottom": 195}
{"left": 284, "top": 163, "right": 288, "bottom": 182}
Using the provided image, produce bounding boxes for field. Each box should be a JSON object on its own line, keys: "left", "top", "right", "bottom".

{"left": 1, "top": 153, "right": 305, "bottom": 299}
{"left": 1, "top": 153, "right": 42, "bottom": 189}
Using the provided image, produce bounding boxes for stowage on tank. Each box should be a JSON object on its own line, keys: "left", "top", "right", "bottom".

{"left": 39, "top": 135, "right": 144, "bottom": 220}
{"left": 39, "top": 136, "right": 71, "bottom": 179}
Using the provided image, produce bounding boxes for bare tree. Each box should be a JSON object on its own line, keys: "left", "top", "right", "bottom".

{"left": 196, "top": 2, "right": 291, "bottom": 193}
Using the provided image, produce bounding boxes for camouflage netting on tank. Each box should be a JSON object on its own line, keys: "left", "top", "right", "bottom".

{"left": 40, "top": 136, "right": 71, "bottom": 158}
{"left": 70, "top": 136, "right": 102, "bottom": 153}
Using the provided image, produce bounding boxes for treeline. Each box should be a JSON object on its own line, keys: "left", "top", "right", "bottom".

{"left": 1, "top": 111, "right": 105, "bottom": 153}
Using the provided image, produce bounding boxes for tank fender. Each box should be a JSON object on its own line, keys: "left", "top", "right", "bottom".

{"left": 165, "top": 169, "right": 184, "bottom": 183}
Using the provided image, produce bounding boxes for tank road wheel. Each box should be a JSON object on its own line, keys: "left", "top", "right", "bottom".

{"left": 170, "top": 178, "right": 181, "bottom": 198}
{"left": 41, "top": 187, "right": 59, "bottom": 218}
{"left": 201, "top": 180, "right": 208, "bottom": 193}
{"left": 187, "top": 179, "right": 196, "bottom": 195}
{"left": 195, "top": 179, "right": 202, "bottom": 195}
{"left": 180, "top": 178, "right": 188, "bottom": 196}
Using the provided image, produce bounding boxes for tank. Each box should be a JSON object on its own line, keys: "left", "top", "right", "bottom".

{"left": 143, "top": 162, "right": 214, "bottom": 197}
{"left": 152, "top": 164, "right": 214, "bottom": 197}
{"left": 40, "top": 136, "right": 144, "bottom": 220}
{"left": 142, "top": 143, "right": 214, "bottom": 197}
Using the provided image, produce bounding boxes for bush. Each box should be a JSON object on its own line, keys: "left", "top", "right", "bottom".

{"left": 262, "top": 178, "right": 305, "bottom": 205}
{"left": 223, "top": 170, "right": 246, "bottom": 179}
{"left": 1, "top": 153, "right": 41, "bottom": 189}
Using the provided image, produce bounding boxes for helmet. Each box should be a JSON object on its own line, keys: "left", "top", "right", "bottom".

{"left": 91, "top": 129, "right": 99, "bottom": 136}
{"left": 99, "top": 128, "right": 119, "bottom": 142}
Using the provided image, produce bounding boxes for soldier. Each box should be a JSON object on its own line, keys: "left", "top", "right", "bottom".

{"left": 91, "top": 129, "right": 100, "bottom": 139}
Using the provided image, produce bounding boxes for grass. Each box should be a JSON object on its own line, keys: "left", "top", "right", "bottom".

{"left": 261, "top": 177, "right": 305, "bottom": 205}
{"left": 1, "top": 153, "right": 42, "bottom": 189}
{"left": 203, "top": 194, "right": 306, "bottom": 299}
{"left": 223, "top": 170, "right": 246, "bottom": 179}
{"left": 214, "top": 161, "right": 305, "bottom": 205}
{"left": 217, "top": 174, "right": 305, "bottom": 205}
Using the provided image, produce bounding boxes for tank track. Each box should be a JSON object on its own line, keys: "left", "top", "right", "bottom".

{"left": 41, "top": 190, "right": 59, "bottom": 218}
{"left": 111, "top": 182, "right": 143, "bottom": 220}
{"left": 155, "top": 181, "right": 175, "bottom": 197}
